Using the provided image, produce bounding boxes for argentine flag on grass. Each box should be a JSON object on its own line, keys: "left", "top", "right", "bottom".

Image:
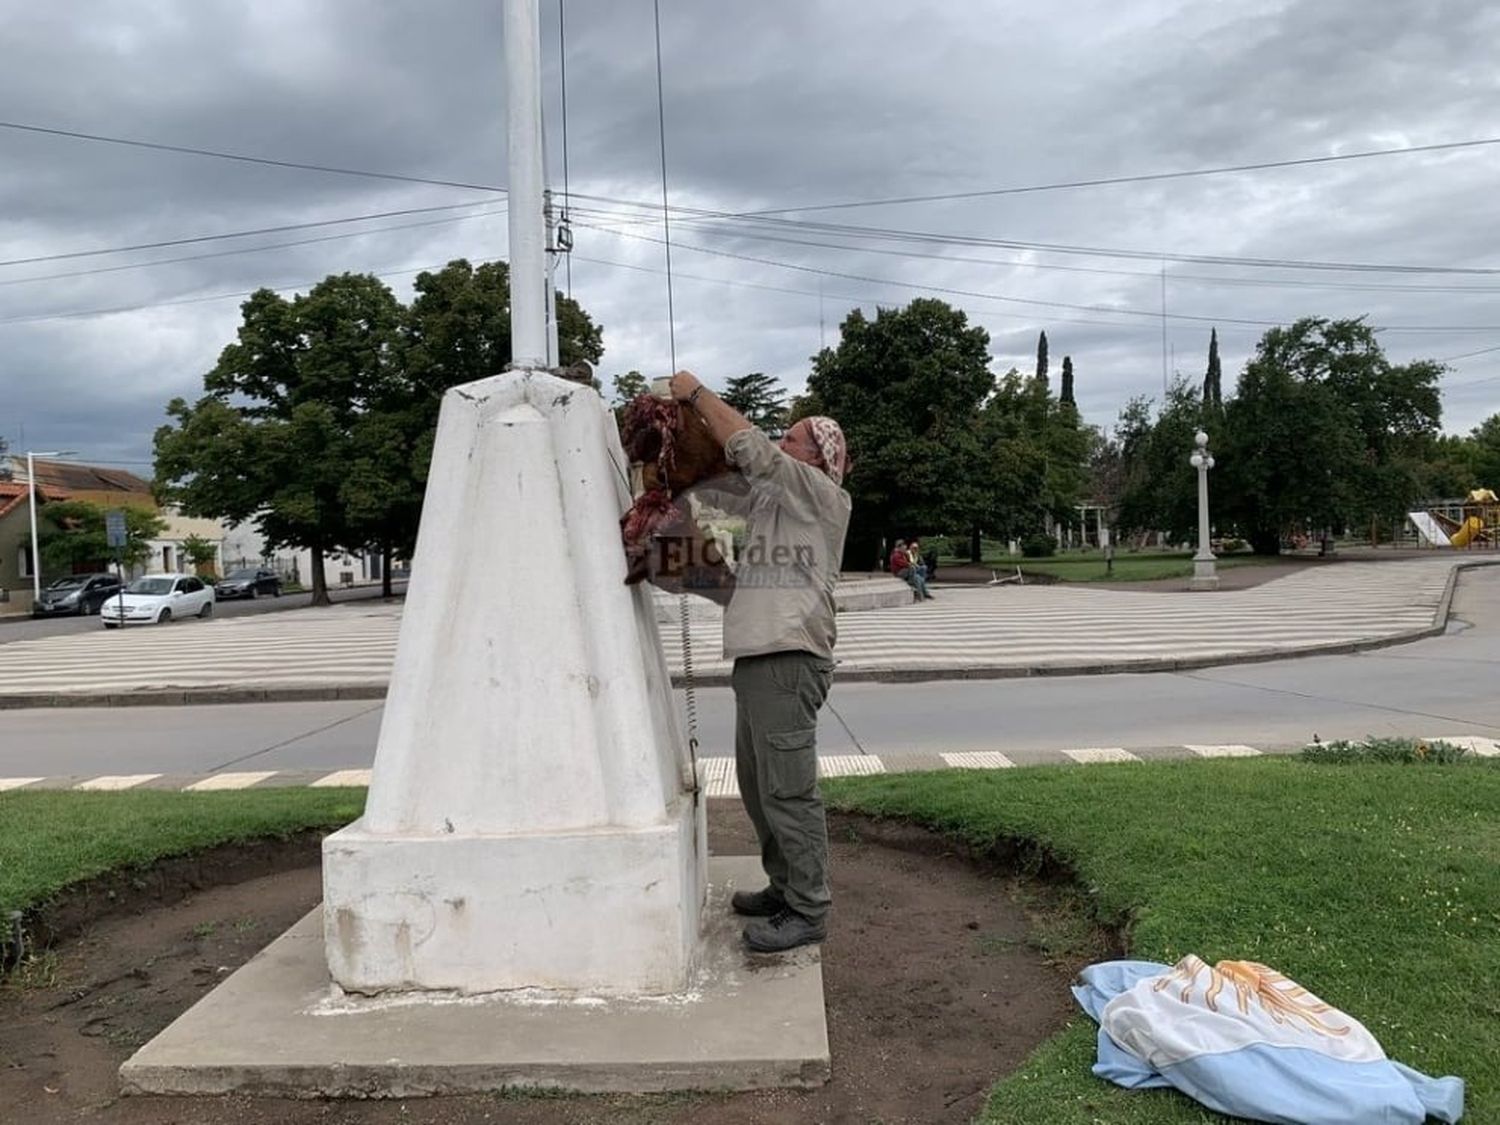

{"left": 1074, "top": 957, "right": 1464, "bottom": 1124}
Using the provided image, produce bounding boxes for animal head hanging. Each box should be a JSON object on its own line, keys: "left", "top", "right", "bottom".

{"left": 618, "top": 393, "right": 737, "bottom": 601}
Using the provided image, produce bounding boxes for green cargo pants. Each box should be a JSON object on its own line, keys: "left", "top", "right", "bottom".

{"left": 731, "top": 650, "right": 835, "bottom": 923}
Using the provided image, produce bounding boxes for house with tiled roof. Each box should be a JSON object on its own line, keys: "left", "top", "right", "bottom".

{"left": 0, "top": 457, "right": 226, "bottom": 612}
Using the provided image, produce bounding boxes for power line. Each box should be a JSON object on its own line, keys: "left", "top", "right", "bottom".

{"left": 575, "top": 220, "right": 1500, "bottom": 332}
{"left": 731, "top": 136, "right": 1500, "bottom": 216}
{"left": 574, "top": 197, "right": 1500, "bottom": 276}
{"left": 0, "top": 119, "right": 503, "bottom": 194}
{"left": 568, "top": 205, "right": 1500, "bottom": 295}
{"left": 0, "top": 207, "right": 506, "bottom": 288}
{"left": 0, "top": 198, "right": 504, "bottom": 269}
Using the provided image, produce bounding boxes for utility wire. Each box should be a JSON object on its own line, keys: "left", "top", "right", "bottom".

{"left": 733, "top": 136, "right": 1500, "bottom": 216}
{"left": 574, "top": 220, "right": 1500, "bottom": 332}
{"left": 0, "top": 207, "right": 506, "bottom": 288}
{"left": 0, "top": 119, "right": 503, "bottom": 194}
{"left": 0, "top": 199, "right": 503, "bottom": 268}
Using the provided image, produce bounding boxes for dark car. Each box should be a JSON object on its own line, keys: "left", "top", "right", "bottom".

{"left": 214, "top": 567, "right": 282, "bottom": 600}
{"left": 33, "top": 572, "right": 123, "bottom": 616}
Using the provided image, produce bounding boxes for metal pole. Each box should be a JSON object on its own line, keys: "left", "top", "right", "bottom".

{"left": 544, "top": 189, "right": 560, "bottom": 367}
{"left": 1189, "top": 430, "right": 1219, "bottom": 591}
{"left": 504, "top": 0, "right": 549, "bottom": 370}
{"left": 26, "top": 451, "right": 40, "bottom": 604}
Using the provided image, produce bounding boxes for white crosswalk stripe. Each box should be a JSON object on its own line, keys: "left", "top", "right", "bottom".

{"left": 1062, "top": 748, "right": 1140, "bottom": 764}
{"left": 819, "top": 755, "right": 886, "bottom": 777}
{"left": 1184, "top": 744, "right": 1262, "bottom": 758}
{"left": 0, "top": 777, "right": 42, "bottom": 791}
{"left": 0, "top": 560, "right": 1468, "bottom": 699}
{"left": 311, "top": 769, "right": 373, "bottom": 787}
{"left": 75, "top": 774, "right": 161, "bottom": 790}
{"left": 185, "top": 771, "right": 278, "bottom": 791}
{"left": 940, "top": 751, "right": 1015, "bottom": 769}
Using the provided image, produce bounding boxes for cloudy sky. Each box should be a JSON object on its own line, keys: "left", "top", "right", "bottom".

{"left": 2, "top": 0, "right": 1498, "bottom": 472}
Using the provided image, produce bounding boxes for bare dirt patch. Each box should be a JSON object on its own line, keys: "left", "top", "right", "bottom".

{"left": 0, "top": 804, "right": 1084, "bottom": 1125}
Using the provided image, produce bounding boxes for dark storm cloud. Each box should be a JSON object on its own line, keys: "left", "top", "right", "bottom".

{"left": 1, "top": 0, "right": 1496, "bottom": 469}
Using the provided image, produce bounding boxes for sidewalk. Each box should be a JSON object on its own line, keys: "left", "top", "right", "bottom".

{"left": 0, "top": 558, "right": 1489, "bottom": 707}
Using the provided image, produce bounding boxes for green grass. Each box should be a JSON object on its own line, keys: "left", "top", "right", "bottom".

{"left": 933, "top": 539, "right": 1279, "bottom": 582}
{"left": 0, "top": 787, "right": 365, "bottom": 918}
{"left": 825, "top": 757, "right": 1500, "bottom": 1124}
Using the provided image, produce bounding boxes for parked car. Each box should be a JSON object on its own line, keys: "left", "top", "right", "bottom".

{"left": 214, "top": 567, "right": 282, "bottom": 600}
{"left": 33, "top": 572, "right": 123, "bottom": 617}
{"left": 101, "top": 574, "right": 215, "bottom": 628}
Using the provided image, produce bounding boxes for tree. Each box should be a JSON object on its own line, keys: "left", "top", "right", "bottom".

{"left": 1060, "top": 355, "right": 1075, "bottom": 406}
{"left": 1114, "top": 383, "right": 1203, "bottom": 543}
{"left": 155, "top": 274, "right": 404, "bottom": 606}
{"left": 1472, "top": 414, "right": 1500, "bottom": 488}
{"left": 1035, "top": 331, "right": 1049, "bottom": 390}
{"left": 1203, "top": 328, "right": 1223, "bottom": 411}
{"left": 34, "top": 500, "right": 165, "bottom": 575}
{"left": 806, "top": 299, "right": 995, "bottom": 564}
{"left": 610, "top": 371, "right": 649, "bottom": 405}
{"left": 719, "top": 372, "right": 789, "bottom": 434}
{"left": 1219, "top": 318, "right": 1442, "bottom": 553}
{"left": 181, "top": 534, "right": 219, "bottom": 577}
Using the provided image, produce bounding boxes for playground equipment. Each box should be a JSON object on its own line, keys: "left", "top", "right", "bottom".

{"left": 1408, "top": 489, "right": 1499, "bottom": 548}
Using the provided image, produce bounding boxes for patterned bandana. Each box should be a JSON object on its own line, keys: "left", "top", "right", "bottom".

{"left": 805, "top": 416, "right": 850, "bottom": 486}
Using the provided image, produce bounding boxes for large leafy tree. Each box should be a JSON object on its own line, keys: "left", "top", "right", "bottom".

{"left": 1470, "top": 414, "right": 1500, "bottom": 489}
{"left": 1114, "top": 383, "right": 1204, "bottom": 544}
{"left": 155, "top": 274, "right": 404, "bottom": 605}
{"left": 720, "top": 372, "right": 789, "bottom": 435}
{"left": 806, "top": 299, "right": 996, "bottom": 565}
{"left": 1219, "top": 318, "right": 1441, "bottom": 553}
{"left": 351, "top": 259, "right": 605, "bottom": 582}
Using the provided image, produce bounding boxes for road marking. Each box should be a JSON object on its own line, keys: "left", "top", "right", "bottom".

{"left": 0, "top": 777, "right": 43, "bottom": 791}
{"left": 1062, "top": 747, "right": 1140, "bottom": 765}
{"left": 700, "top": 757, "right": 738, "bottom": 799}
{"left": 186, "top": 771, "right": 278, "bottom": 791}
{"left": 1425, "top": 735, "right": 1500, "bottom": 757}
{"left": 819, "top": 755, "right": 887, "bottom": 777}
{"left": 940, "top": 751, "right": 1015, "bottom": 769}
{"left": 1184, "top": 744, "right": 1262, "bottom": 758}
{"left": 75, "top": 774, "right": 162, "bottom": 791}
{"left": 311, "top": 769, "right": 373, "bottom": 787}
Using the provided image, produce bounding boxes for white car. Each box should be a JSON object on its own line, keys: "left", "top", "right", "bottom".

{"left": 101, "top": 573, "right": 215, "bottom": 628}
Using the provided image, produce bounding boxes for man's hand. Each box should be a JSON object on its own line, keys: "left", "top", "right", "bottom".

{"left": 668, "top": 370, "right": 703, "bottom": 403}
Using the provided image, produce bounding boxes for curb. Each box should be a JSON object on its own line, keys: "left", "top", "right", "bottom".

{"left": 1, "top": 560, "right": 1493, "bottom": 710}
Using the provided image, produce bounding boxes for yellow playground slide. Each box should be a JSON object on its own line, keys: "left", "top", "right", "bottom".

{"left": 1451, "top": 516, "right": 1484, "bottom": 548}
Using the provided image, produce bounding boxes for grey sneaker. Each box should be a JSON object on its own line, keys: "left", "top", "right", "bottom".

{"left": 731, "top": 887, "right": 786, "bottom": 917}
{"left": 743, "top": 907, "right": 826, "bottom": 953}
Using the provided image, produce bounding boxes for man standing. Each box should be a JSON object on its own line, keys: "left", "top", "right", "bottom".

{"left": 669, "top": 370, "right": 852, "bottom": 954}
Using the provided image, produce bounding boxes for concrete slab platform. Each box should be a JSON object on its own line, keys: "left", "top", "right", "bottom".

{"left": 120, "top": 856, "right": 828, "bottom": 1097}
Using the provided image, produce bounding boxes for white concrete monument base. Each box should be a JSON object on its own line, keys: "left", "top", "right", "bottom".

{"left": 120, "top": 857, "right": 830, "bottom": 1097}
{"left": 318, "top": 368, "right": 708, "bottom": 997}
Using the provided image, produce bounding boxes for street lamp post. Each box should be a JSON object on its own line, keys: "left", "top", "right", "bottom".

{"left": 1189, "top": 430, "right": 1218, "bottom": 591}
{"left": 25, "top": 450, "right": 76, "bottom": 604}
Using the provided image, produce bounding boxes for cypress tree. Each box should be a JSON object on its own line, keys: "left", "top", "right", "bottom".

{"left": 1035, "top": 330, "right": 1049, "bottom": 389}
{"left": 1061, "top": 355, "right": 1075, "bottom": 405}
{"left": 1205, "top": 328, "right": 1222, "bottom": 409}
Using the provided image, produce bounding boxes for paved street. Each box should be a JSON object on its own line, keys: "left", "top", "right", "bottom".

{"left": 2, "top": 566, "right": 1495, "bottom": 782}
{"left": 0, "top": 558, "right": 1479, "bottom": 702}
{"left": 0, "top": 581, "right": 406, "bottom": 645}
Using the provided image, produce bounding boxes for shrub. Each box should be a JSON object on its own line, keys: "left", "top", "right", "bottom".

{"left": 1020, "top": 534, "right": 1056, "bottom": 558}
{"left": 1300, "top": 737, "right": 1474, "bottom": 765}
